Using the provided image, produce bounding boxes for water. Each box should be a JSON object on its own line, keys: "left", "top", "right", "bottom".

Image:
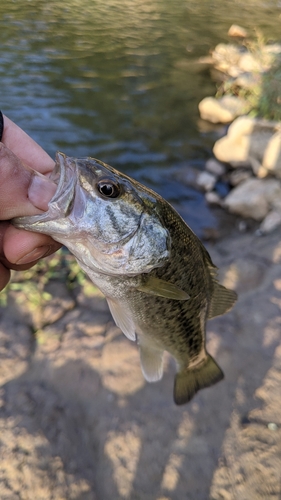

{"left": 1, "top": 0, "right": 281, "bottom": 235}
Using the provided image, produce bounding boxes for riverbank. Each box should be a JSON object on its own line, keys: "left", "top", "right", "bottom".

{"left": 0, "top": 224, "right": 280, "bottom": 499}
{"left": 196, "top": 29, "right": 281, "bottom": 236}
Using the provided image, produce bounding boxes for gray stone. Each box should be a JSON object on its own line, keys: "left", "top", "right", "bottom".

{"left": 196, "top": 171, "right": 216, "bottom": 192}
{"left": 224, "top": 178, "right": 281, "bottom": 220}
{"left": 259, "top": 210, "right": 281, "bottom": 234}
{"left": 229, "top": 168, "right": 252, "bottom": 186}
{"left": 205, "top": 158, "right": 226, "bottom": 177}
{"left": 205, "top": 191, "right": 222, "bottom": 205}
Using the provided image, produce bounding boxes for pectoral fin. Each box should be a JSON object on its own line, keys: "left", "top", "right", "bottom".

{"left": 107, "top": 299, "right": 136, "bottom": 341}
{"left": 137, "top": 276, "right": 190, "bottom": 301}
{"left": 139, "top": 340, "right": 164, "bottom": 382}
{"left": 208, "top": 281, "right": 237, "bottom": 319}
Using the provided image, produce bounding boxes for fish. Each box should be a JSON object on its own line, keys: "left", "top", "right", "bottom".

{"left": 13, "top": 153, "right": 237, "bottom": 405}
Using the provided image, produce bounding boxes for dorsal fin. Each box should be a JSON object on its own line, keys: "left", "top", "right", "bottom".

{"left": 208, "top": 281, "right": 237, "bottom": 319}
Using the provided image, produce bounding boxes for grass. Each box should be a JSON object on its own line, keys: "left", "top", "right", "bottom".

{"left": 0, "top": 248, "right": 100, "bottom": 310}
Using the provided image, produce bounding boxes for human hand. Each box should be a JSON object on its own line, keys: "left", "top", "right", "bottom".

{"left": 0, "top": 115, "right": 61, "bottom": 291}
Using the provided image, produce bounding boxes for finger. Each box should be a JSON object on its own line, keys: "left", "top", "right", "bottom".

{"left": 2, "top": 115, "right": 55, "bottom": 174}
{"left": 0, "top": 143, "right": 57, "bottom": 219}
{"left": 0, "top": 223, "right": 11, "bottom": 290}
{"left": 0, "top": 262, "right": 10, "bottom": 291}
{"left": 2, "top": 225, "right": 61, "bottom": 266}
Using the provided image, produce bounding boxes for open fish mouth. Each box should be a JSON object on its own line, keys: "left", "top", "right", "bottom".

{"left": 14, "top": 152, "right": 77, "bottom": 228}
{"left": 49, "top": 152, "right": 75, "bottom": 205}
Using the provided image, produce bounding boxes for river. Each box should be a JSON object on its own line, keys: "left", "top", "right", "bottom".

{"left": 1, "top": 0, "right": 281, "bottom": 235}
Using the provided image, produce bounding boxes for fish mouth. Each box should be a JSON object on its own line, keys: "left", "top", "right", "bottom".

{"left": 49, "top": 152, "right": 75, "bottom": 206}
{"left": 13, "top": 152, "right": 77, "bottom": 229}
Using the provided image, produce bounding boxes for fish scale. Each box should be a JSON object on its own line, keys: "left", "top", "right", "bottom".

{"left": 13, "top": 152, "right": 237, "bottom": 405}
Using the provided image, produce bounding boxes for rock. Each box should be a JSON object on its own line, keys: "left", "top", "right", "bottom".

{"left": 211, "top": 41, "right": 280, "bottom": 80}
{"left": 205, "top": 158, "right": 226, "bottom": 176}
{"left": 197, "top": 55, "right": 214, "bottom": 66}
{"left": 205, "top": 191, "right": 222, "bottom": 206}
{"left": 262, "top": 131, "right": 281, "bottom": 178}
{"left": 234, "top": 72, "right": 261, "bottom": 90}
{"left": 228, "top": 25, "right": 248, "bottom": 38}
{"left": 259, "top": 210, "right": 281, "bottom": 234}
{"left": 211, "top": 43, "right": 244, "bottom": 74}
{"left": 213, "top": 116, "right": 280, "bottom": 168}
{"left": 198, "top": 96, "right": 249, "bottom": 124}
{"left": 250, "top": 157, "right": 267, "bottom": 178}
{"left": 263, "top": 43, "right": 281, "bottom": 55}
{"left": 224, "top": 178, "right": 281, "bottom": 220}
{"left": 229, "top": 168, "right": 252, "bottom": 186}
{"left": 196, "top": 171, "right": 216, "bottom": 192}
{"left": 238, "top": 53, "right": 264, "bottom": 73}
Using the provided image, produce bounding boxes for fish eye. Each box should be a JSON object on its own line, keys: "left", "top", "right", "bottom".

{"left": 97, "top": 179, "right": 120, "bottom": 199}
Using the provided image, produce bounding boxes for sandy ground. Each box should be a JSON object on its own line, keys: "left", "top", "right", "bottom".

{"left": 0, "top": 226, "right": 281, "bottom": 500}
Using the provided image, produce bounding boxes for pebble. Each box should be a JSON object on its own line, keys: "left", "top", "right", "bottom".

{"left": 228, "top": 24, "right": 248, "bottom": 38}
{"left": 196, "top": 171, "right": 217, "bottom": 192}
{"left": 259, "top": 210, "right": 281, "bottom": 234}
{"left": 229, "top": 168, "right": 252, "bottom": 186}
{"left": 205, "top": 191, "right": 222, "bottom": 206}
{"left": 205, "top": 158, "right": 226, "bottom": 177}
{"left": 268, "top": 423, "right": 278, "bottom": 431}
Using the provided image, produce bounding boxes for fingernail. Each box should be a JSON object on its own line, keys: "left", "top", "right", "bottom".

{"left": 16, "top": 245, "right": 51, "bottom": 265}
{"left": 28, "top": 173, "right": 57, "bottom": 211}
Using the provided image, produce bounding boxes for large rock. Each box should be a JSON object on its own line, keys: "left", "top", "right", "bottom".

{"left": 198, "top": 96, "right": 249, "bottom": 124}
{"left": 224, "top": 178, "right": 281, "bottom": 220}
{"left": 262, "top": 130, "right": 281, "bottom": 178}
{"left": 238, "top": 53, "right": 263, "bottom": 73}
{"left": 211, "top": 43, "right": 244, "bottom": 75}
{"left": 259, "top": 210, "right": 281, "bottom": 234}
{"left": 213, "top": 117, "right": 281, "bottom": 171}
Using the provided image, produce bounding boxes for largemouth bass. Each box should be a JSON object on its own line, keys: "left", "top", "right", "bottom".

{"left": 13, "top": 153, "right": 237, "bottom": 405}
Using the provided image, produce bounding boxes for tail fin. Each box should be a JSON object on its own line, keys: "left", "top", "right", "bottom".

{"left": 173, "top": 354, "right": 224, "bottom": 405}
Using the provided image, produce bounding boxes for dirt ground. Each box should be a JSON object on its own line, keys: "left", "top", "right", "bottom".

{"left": 0, "top": 225, "right": 281, "bottom": 500}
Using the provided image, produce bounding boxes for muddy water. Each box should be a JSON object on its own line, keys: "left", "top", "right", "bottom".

{"left": 0, "top": 0, "right": 280, "bottom": 234}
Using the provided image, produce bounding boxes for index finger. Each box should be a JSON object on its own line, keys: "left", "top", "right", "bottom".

{"left": 1, "top": 115, "right": 55, "bottom": 174}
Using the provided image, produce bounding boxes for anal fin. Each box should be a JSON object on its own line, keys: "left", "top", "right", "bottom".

{"left": 139, "top": 341, "right": 164, "bottom": 382}
{"left": 174, "top": 354, "right": 224, "bottom": 405}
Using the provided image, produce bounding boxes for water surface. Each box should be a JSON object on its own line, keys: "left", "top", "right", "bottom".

{"left": 1, "top": 0, "right": 281, "bottom": 235}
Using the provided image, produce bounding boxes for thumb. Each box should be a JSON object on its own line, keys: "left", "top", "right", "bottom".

{"left": 0, "top": 142, "right": 57, "bottom": 220}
